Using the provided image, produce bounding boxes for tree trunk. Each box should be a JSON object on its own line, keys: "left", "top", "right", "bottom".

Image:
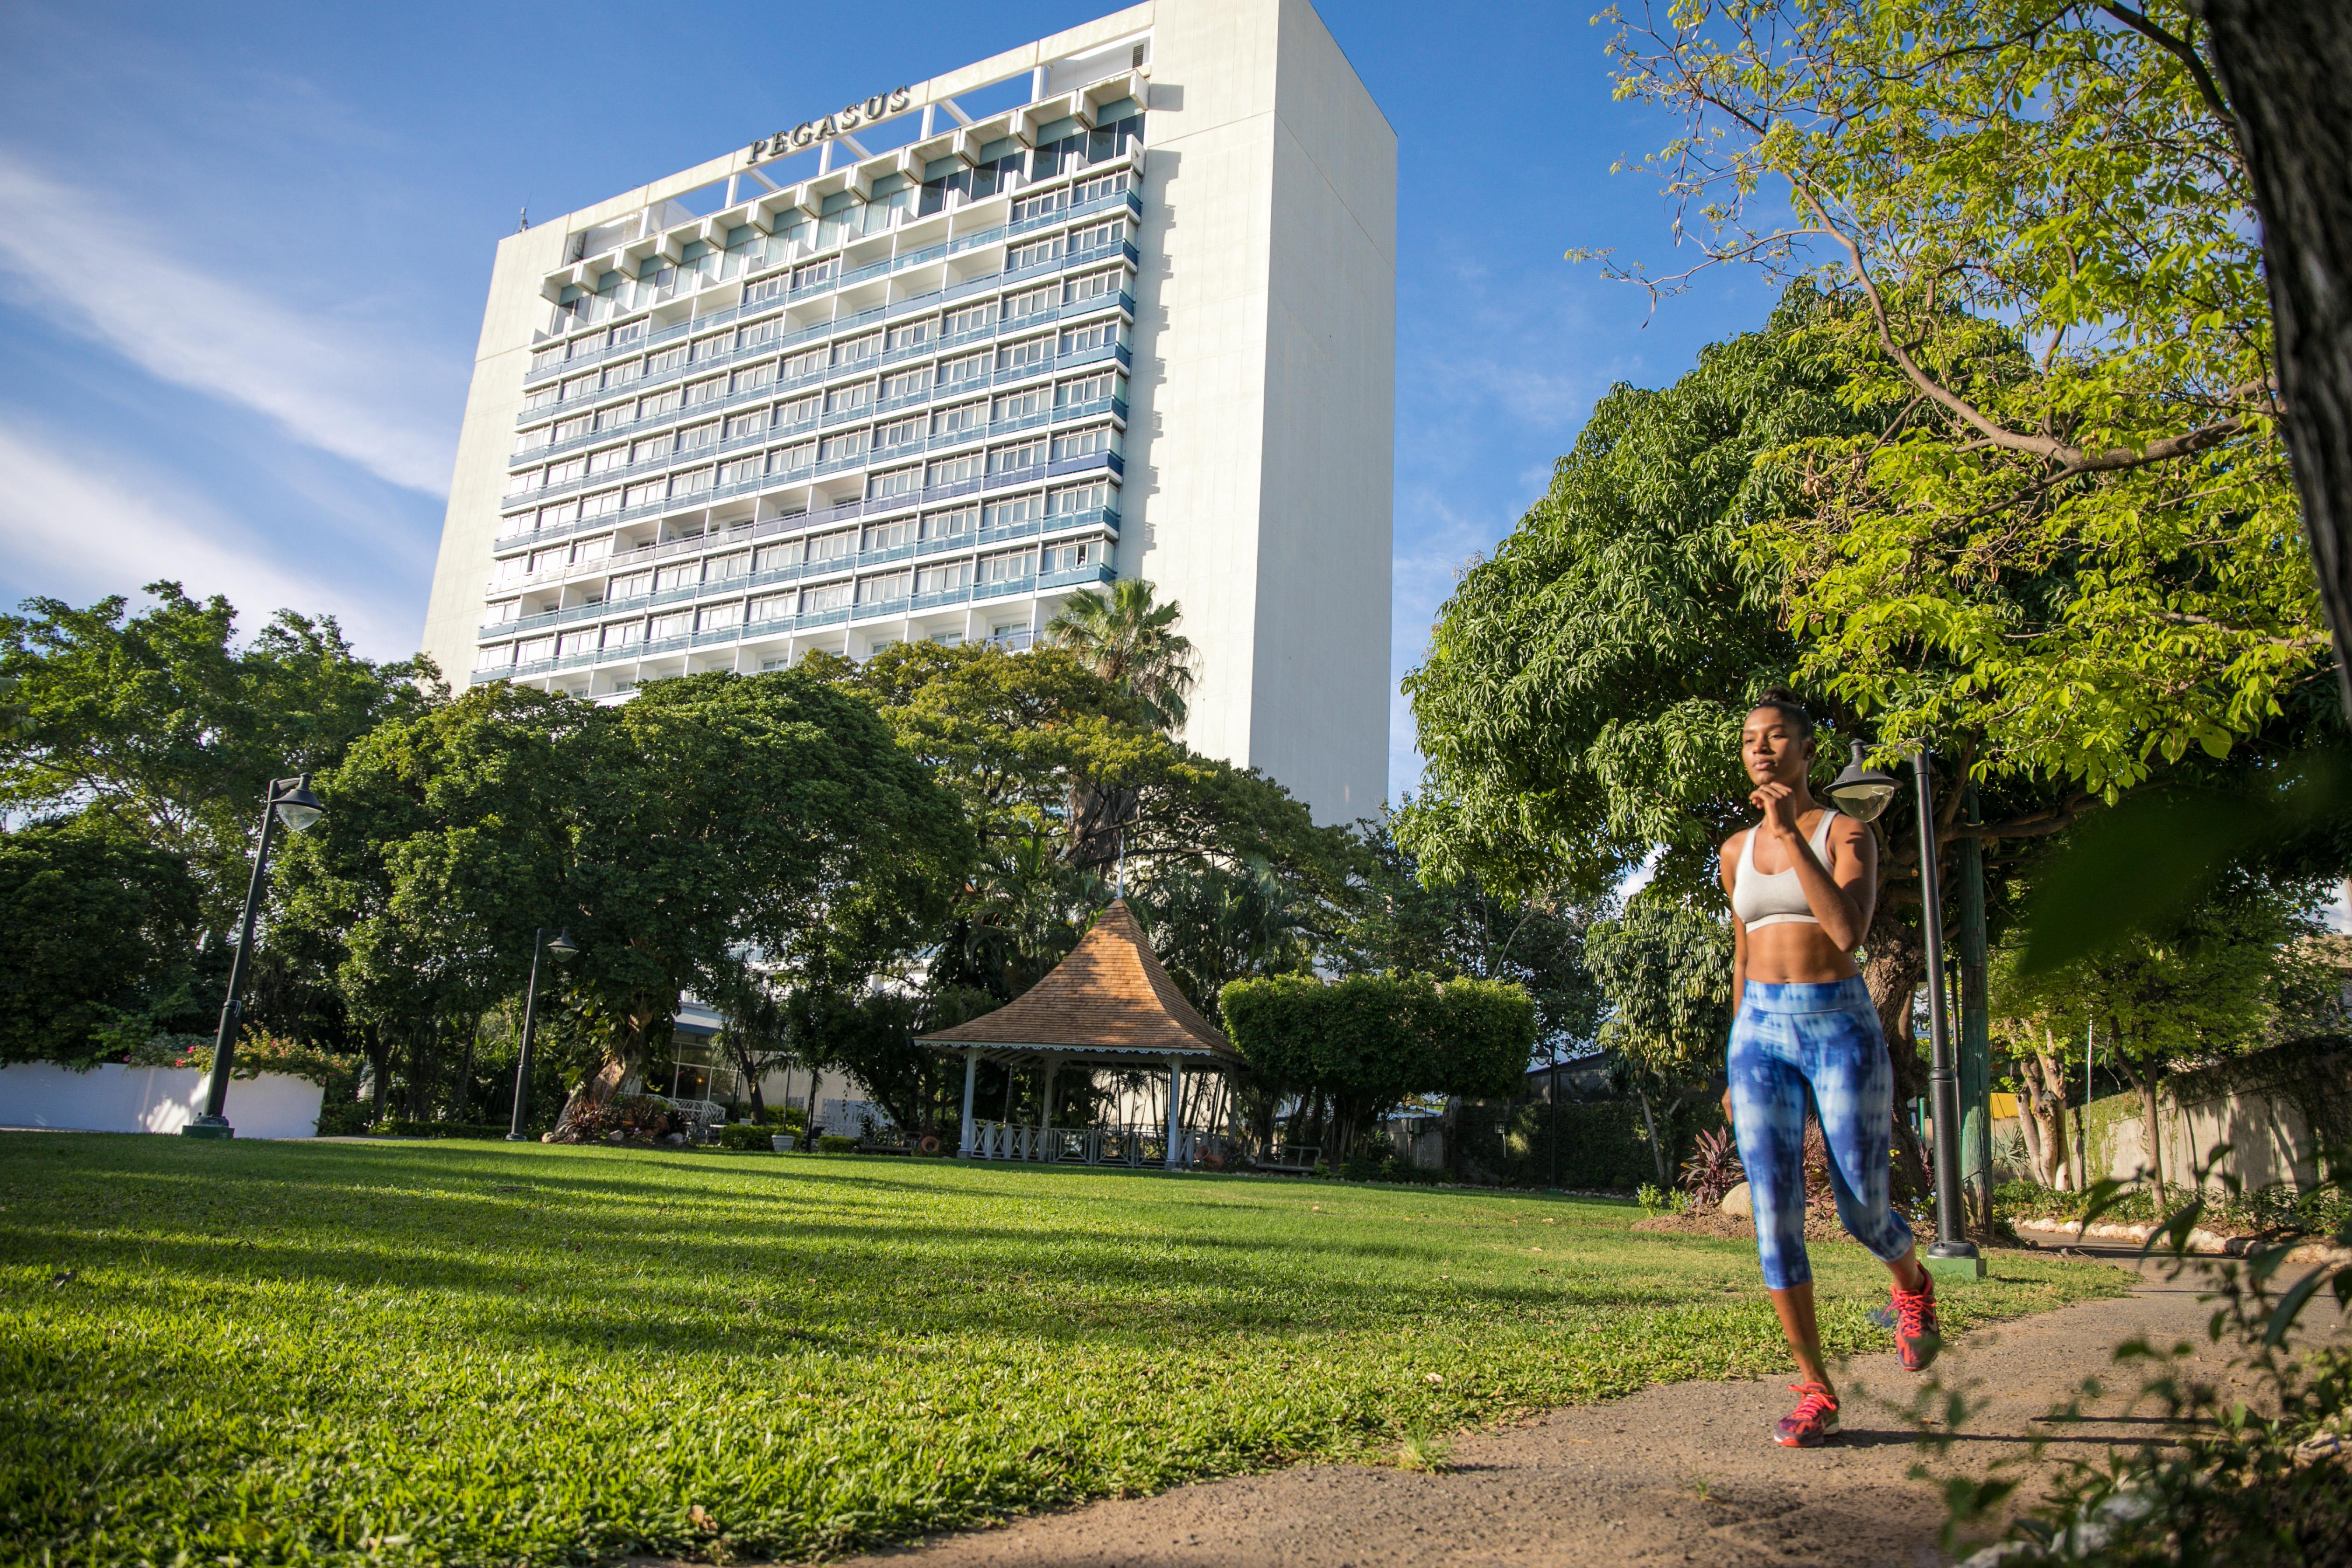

{"left": 455, "top": 1025, "right": 477, "bottom": 1125}
{"left": 1636, "top": 1085, "right": 1669, "bottom": 1188}
{"left": 2026, "top": 1050, "right": 2073, "bottom": 1190}
{"left": 367, "top": 1027, "right": 391, "bottom": 1123}
{"left": 2192, "top": 0, "right": 2352, "bottom": 717}
{"left": 2016, "top": 1093, "right": 2046, "bottom": 1189}
{"left": 2113, "top": 1050, "right": 2168, "bottom": 1199}
{"left": 1862, "top": 907, "right": 1934, "bottom": 1202}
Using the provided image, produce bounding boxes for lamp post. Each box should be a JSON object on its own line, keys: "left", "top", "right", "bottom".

{"left": 1823, "top": 742, "right": 1983, "bottom": 1278}
{"left": 183, "top": 775, "right": 325, "bottom": 1139}
{"left": 506, "top": 927, "right": 578, "bottom": 1141}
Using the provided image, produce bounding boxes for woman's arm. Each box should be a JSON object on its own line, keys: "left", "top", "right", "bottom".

{"left": 1751, "top": 785, "right": 1874, "bottom": 951}
{"left": 1721, "top": 835, "right": 1746, "bottom": 1130}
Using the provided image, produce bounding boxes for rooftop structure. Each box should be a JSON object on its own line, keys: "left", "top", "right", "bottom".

{"left": 420, "top": 0, "right": 1395, "bottom": 825}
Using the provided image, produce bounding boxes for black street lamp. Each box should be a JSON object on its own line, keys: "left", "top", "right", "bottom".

{"left": 183, "top": 775, "right": 325, "bottom": 1139}
{"left": 506, "top": 927, "right": 579, "bottom": 1141}
{"left": 1824, "top": 742, "right": 1982, "bottom": 1277}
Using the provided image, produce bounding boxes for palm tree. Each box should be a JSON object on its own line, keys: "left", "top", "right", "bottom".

{"left": 1043, "top": 578, "right": 1198, "bottom": 732}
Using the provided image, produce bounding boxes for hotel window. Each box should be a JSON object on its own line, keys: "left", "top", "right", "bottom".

{"left": 753, "top": 541, "right": 802, "bottom": 574}
{"left": 1070, "top": 217, "right": 1127, "bottom": 254}
{"left": 782, "top": 347, "right": 827, "bottom": 381}
{"left": 922, "top": 505, "right": 976, "bottom": 544}
{"left": 926, "top": 452, "right": 981, "bottom": 489}
{"left": 650, "top": 613, "right": 691, "bottom": 641}
{"left": 528, "top": 546, "right": 566, "bottom": 574}
{"left": 1056, "top": 371, "right": 1120, "bottom": 409}
{"left": 484, "top": 599, "right": 522, "bottom": 626}
{"left": 791, "top": 257, "right": 838, "bottom": 292}
{"left": 668, "top": 468, "right": 713, "bottom": 498}
{"left": 518, "top": 637, "right": 555, "bottom": 664}
{"left": 930, "top": 630, "right": 963, "bottom": 646}
{"left": 1048, "top": 480, "right": 1109, "bottom": 518}
{"left": 685, "top": 376, "right": 727, "bottom": 407}
{"left": 832, "top": 333, "right": 881, "bottom": 369}
{"left": 637, "top": 388, "right": 681, "bottom": 420}
{"left": 623, "top": 481, "right": 662, "bottom": 509}
{"left": 607, "top": 318, "right": 646, "bottom": 347}
{"left": 514, "top": 429, "right": 550, "bottom": 458}
{"left": 495, "top": 555, "right": 528, "bottom": 584}
{"left": 989, "top": 438, "right": 1046, "bottom": 476}
{"left": 808, "top": 529, "right": 857, "bottom": 565}
{"left": 778, "top": 392, "right": 821, "bottom": 426}
{"left": 548, "top": 457, "right": 589, "bottom": 485}
{"left": 580, "top": 490, "right": 621, "bottom": 519}
{"left": 863, "top": 516, "right": 916, "bottom": 552}
{"left": 996, "top": 335, "right": 1051, "bottom": 375}
{"left": 731, "top": 361, "right": 775, "bottom": 394}
{"left": 525, "top": 386, "right": 561, "bottom": 411}
{"left": 690, "top": 334, "right": 728, "bottom": 366}
{"left": 679, "top": 421, "right": 721, "bottom": 452}
{"left": 645, "top": 345, "right": 687, "bottom": 377}
{"left": 1064, "top": 268, "right": 1122, "bottom": 308}
{"left": 825, "top": 381, "right": 875, "bottom": 416}
{"left": 737, "top": 318, "right": 779, "bottom": 350}
{"left": 977, "top": 549, "right": 1031, "bottom": 585}
{"left": 1005, "top": 285, "right": 1055, "bottom": 322}
{"left": 916, "top": 560, "right": 971, "bottom": 595}
{"left": 771, "top": 439, "right": 817, "bottom": 472}
{"left": 880, "top": 366, "right": 930, "bottom": 402}
{"left": 939, "top": 351, "right": 990, "bottom": 388}
{"left": 535, "top": 502, "right": 577, "bottom": 534}
{"left": 476, "top": 644, "right": 514, "bottom": 671}
{"left": 1041, "top": 539, "right": 1098, "bottom": 574}
{"left": 985, "top": 493, "right": 1041, "bottom": 532}
{"left": 1072, "top": 168, "right": 1131, "bottom": 206}
{"left": 630, "top": 435, "right": 670, "bottom": 465}
{"left": 719, "top": 454, "right": 763, "bottom": 486}
{"left": 556, "top": 414, "right": 595, "bottom": 442}
{"left": 1050, "top": 424, "right": 1116, "bottom": 462}
{"left": 505, "top": 469, "right": 539, "bottom": 497}
{"left": 943, "top": 302, "right": 994, "bottom": 338}
{"left": 871, "top": 171, "right": 918, "bottom": 226}
{"left": 818, "top": 430, "right": 868, "bottom": 463}
{"left": 604, "top": 620, "right": 644, "bottom": 650}
{"left": 801, "top": 581, "right": 849, "bottom": 613}
{"left": 867, "top": 466, "right": 920, "bottom": 503}
{"left": 885, "top": 317, "right": 934, "bottom": 354}
{"left": 743, "top": 273, "right": 786, "bottom": 307}
{"left": 750, "top": 593, "right": 794, "bottom": 623}
{"left": 654, "top": 562, "right": 698, "bottom": 591}
{"left": 1010, "top": 186, "right": 1068, "bottom": 224}
{"left": 857, "top": 571, "right": 911, "bottom": 604}
{"left": 574, "top": 535, "right": 612, "bottom": 563}
{"left": 932, "top": 399, "right": 986, "bottom": 439}
{"left": 725, "top": 410, "right": 770, "bottom": 441}
{"left": 993, "top": 387, "right": 1048, "bottom": 424}
{"left": 562, "top": 373, "right": 599, "bottom": 400}
{"left": 557, "top": 630, "right": 597, "bottom": 658}
{"left": 707, "top": 552, "right": 750, "bottom": 581}
{"left": 1058, "top": 320, "right": 1119, "bottom": 357}
{"left": 532, "top": 343, "right": 566, "bottom": 372}
{"left": 696, "top": 602, "right": 742, "bottom": 632}
{"left": 1006, "top": 235, "right": 1064, "bottom": 272}
{"left": 875, "top": 417, "right": 924, "bottom": 454}
{"left": 919, "top": 164, "right": 966, "bottom": 216}
{"left": 610, "top": 571, "right": 652, "bottom": 600}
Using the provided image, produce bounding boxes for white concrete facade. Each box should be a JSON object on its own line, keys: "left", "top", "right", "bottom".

{"left": 0, "top": 1064, "right": 326, "bottom": 1139}
{"left": 420, "top": 0, "right": 1392, "bottom": 824}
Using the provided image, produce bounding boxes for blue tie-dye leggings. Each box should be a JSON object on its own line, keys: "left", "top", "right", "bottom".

{"left": 1727, "top": 975, "right": 1914, "bottom": 1290}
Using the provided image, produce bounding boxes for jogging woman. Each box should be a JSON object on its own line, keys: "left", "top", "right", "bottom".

{"left": 1720, "top": 693, "right": 1939, "bottom": 1448}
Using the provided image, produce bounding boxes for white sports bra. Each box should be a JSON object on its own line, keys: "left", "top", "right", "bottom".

{"left": 1731, "top": 810, "right": 1841, "bottom": 932}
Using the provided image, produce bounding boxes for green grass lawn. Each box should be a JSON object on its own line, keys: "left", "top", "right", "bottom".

{"left": 1, "top": 1136, "right": 2121, "bottom": 1565}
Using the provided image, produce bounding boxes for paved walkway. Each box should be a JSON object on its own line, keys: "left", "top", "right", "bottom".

{"left": 847, "top": 1250, "right": 2256, "bottom": 1568}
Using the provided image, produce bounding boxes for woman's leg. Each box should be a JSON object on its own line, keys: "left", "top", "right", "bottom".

{"left": 1806, "top": 1001, "right": 1941, "bottom": 1367}
{"left": 1728, "top": 1008, "right": 1824, "bottom": 1382}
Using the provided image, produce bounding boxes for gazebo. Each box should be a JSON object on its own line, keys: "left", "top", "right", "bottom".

{"left": 919, "top": 899, "right": 1240, "bottom": 1168}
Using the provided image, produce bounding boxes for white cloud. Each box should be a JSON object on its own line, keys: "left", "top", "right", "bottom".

{"left": 0, "top": 151, "right": 464, "bottom": 497}
{"left": 0, "top": 425, "right": 416, "bottom": 658}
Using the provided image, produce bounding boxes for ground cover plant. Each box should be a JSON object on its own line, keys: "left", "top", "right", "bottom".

{"left": 1, "top": 1136, "right": 2121, "bottom": 1565}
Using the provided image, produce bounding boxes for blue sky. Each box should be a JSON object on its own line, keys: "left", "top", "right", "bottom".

{"left": 0, "top": 0, "right": 1778, "bottom": 799}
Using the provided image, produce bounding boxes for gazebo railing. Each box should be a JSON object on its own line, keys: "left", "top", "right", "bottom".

{"left": 963, "top": 1121, "right": 1235, "bottom": 1169}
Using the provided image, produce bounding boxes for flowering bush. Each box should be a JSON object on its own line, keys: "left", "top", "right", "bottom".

{"left": 1680, "top": 1127, "right": 1744, "bottom": 1210}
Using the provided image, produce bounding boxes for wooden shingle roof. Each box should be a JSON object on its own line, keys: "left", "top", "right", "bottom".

{"left": 918, "top": 899, "right": 1237, "bottom": 1060}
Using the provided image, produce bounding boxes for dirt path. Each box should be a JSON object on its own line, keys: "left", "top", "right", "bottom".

{"left": 847, "top": 1250, "right": 2255, "bottom": 1568}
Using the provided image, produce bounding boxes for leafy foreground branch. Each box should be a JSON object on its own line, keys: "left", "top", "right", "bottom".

{"left": 1914, "top": 1152, "right": 2352, "bottom": 1567}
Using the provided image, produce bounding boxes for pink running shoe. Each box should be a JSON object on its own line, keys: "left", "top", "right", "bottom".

{"left": 1774, "top": 1382, "right": 1840, "bottom": 1448}
{"left": 1890, "top": 1272, "right": 1942, "bottom": 1371}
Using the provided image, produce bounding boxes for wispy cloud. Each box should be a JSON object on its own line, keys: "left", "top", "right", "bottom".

{"left": 0, "top": 152, "right": 465, "bottom": 497}
{"left": 0, "top": 424, "right": 416, "bottom": 657}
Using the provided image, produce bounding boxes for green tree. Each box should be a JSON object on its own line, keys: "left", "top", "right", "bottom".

{"left": 1597, "top": 0, "right": 2326, "bottom": 794}
{"left": 0, "top": 582, "right": 438, "bottom": 924}
{"left": 1585, "top": 895, "right": 1739, "bottom": 1185}
{"left": 1993, "top": 871, "right": 2338, "bottom": 1192}
{"left": 1219, "top": 972, "right": 1536, "bottom": 1162}
{"left": 1043, "top": 577, "right": 1199, "bottom": 732}
{"left": 0, "top": 814, "right": 202, "bottom": 1064}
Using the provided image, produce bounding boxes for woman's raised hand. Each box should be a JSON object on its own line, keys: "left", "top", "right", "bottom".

{"left": 1750, "top": 781, "right": 1802, "bottom": 838}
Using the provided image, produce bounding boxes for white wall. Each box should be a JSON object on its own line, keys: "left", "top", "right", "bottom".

{"left": 0, "top": 1064, "right": 326, "bottom": 1139}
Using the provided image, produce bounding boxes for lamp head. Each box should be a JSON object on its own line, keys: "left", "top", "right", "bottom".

{"left": 1823, "top": 741, "right": 1902, "bottom": 823}
{"left": 546, "top": 929, "right": 580, "bottom": 962}
{"left": 273, "top": 775, "right": 324, "bottom": 833}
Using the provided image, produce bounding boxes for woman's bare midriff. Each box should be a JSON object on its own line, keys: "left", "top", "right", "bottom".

{"left": 1742, "top": 922, "right": 1860, "bottom": 985}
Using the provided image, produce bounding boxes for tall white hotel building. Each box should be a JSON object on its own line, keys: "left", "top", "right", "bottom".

{"left": 421, "top": 0, "right": 1393, "bottom": 823}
